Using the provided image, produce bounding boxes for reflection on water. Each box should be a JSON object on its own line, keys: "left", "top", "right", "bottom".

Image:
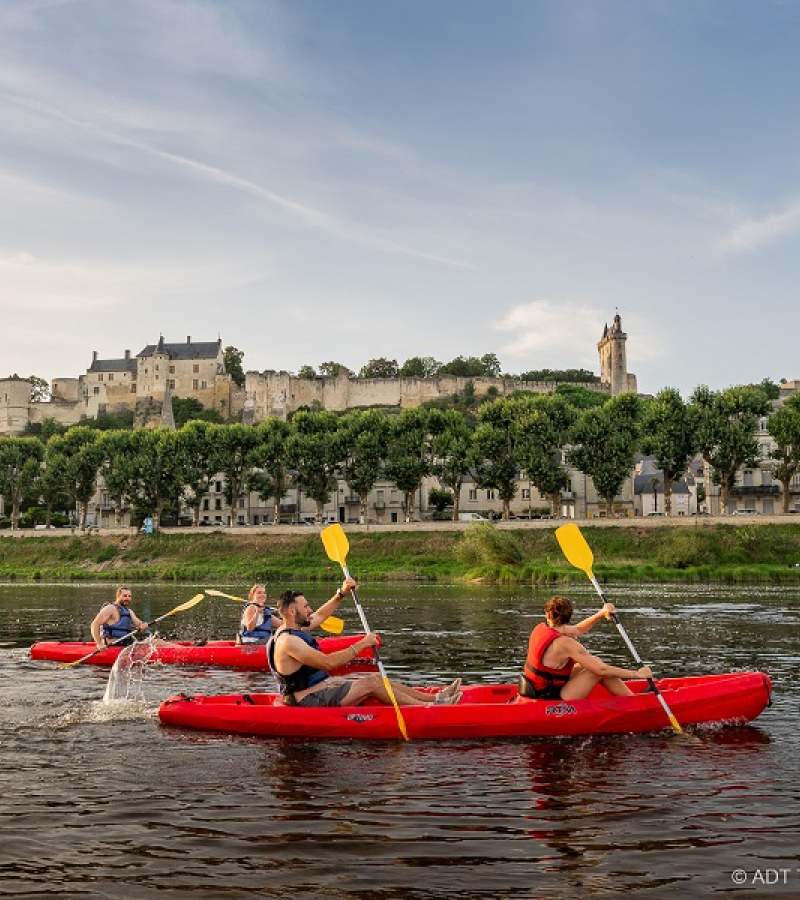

{"left": 1, "top": 580, "right": 799, "bottom": 898}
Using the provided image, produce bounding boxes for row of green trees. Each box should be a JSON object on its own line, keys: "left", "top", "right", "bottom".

{"left": 298, "top": 354, "right": 601, "bottom": 382}
{"left": 3, "top": 381, "right": 799, "bottom": 531}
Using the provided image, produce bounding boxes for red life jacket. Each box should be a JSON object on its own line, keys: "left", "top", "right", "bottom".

{"left": 523, "top": 623, "right": 574, "bottom": 692}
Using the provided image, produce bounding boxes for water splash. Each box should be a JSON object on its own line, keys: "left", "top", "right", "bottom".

{"left": 103, "top": 638, "right": 157, "bottom": 704}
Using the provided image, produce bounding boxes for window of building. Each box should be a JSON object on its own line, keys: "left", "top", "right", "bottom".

{"left": 193, "top": 364, "right": 200, "bottom": 374}
{"left": 203, "top": 499, "right": 209, "bottom": 510}
{"left": 201, "top": 380, "right": 207, "bottom": 389}
{"left": 93, "top": 387, "right": 100, "bottom": 395}
{"left": 108, "top": 373, "right": 114, "bottom": 381}
{"left": 192, "top": 379, "right": 199, "bottom": 390}
{"left": 169, "top": 365, "right": 175, "bottom": 374}
{"left": 168, "top": 379, "right": 176, "bottom": 389}
{"left": 97, "top": 374, "right": 103, "bottom": 381}
{"left": 521, "top": 488, "right": 531, "bottom": 500}
{"left": 130, "top": 385, "right": 136, "bottom": 393}
{"left": 468, "top": 489, "right": 477, "bottom": 501}
{"left": 239, "top": 498, "right": 245, "bottom": 508}
{"left": 215, "top": 498, "right": 222, "bottom": 510}
{"left": 486, "top": 489, "right": 495, "bottom": 500}
{"left": 215, "top": 481, "right": 222, "bottom": 493}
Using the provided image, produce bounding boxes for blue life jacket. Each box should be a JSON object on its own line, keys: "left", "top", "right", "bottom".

{"left": 102, "top": 604, "right": 134, "bottom": 643}
{"left": 268, "top": 628, "right": 328, "bottom": 697}
{"left": 239, "top": 603, "right": 274, "bottom": 643}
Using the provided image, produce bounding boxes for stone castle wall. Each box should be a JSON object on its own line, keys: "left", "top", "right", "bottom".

{"left": 243, "top": 370, "right": 607, "bottom": 422}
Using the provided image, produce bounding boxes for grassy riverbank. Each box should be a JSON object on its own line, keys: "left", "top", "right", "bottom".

{"left": 2, "top": 522, "right": 800, "bottom": 584}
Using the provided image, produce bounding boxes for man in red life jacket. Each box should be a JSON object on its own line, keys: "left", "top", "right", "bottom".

{"left": 520, "top": 595, "right": 652, "bottom": 700}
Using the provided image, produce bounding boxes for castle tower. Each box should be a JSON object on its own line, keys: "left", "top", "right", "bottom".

{"left": 598, "top": 314, "right": 636, "bottom": 396}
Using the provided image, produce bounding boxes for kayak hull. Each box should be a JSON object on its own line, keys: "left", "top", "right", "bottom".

{"left": 158, "top": 671, "right": 772, "bottom": 740}
{"left": 30, "top": 636, "right": 379, "bottom": 672}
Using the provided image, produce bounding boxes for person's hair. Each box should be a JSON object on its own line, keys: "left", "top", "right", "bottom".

{"left": 544, "top": 595, "right": 573, "bottom": 626}
{"left": 115, "top": 586, "right": 131, "bottom": 600}
{"left": 248, "top": 583, "right": 266, "bottom": 602}
{"left": 277, "top": 590, "right": 304, "bottom": 615}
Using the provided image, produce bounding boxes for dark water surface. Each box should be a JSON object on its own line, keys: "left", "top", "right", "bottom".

{"left": 1, "top": 581, "right": 798, "bottom": 899}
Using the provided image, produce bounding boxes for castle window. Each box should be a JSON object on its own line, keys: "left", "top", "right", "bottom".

{"left": 168, "top": 380, "right": 175, "bottom": 389}
{"left": 193, "top": 380, "right": 199, "bottom": 390}
{"left": 130, "top": 385, "right": 136, "bottom": 393}
{"left": 169, "top": 365, "right": 175, "bottom": 374}
{"left": 93, "top": 387, "right": 100, "bottom": 395}
{"left": 108, "top": 374, "right": 114, "bottom": 381}
{"left": 193, "top": 364, "right": 200, "bottom": 374}
{"left": 201, "top": 380, "right": 207, "bottom": 389}
{"left": 97, "top": 374, "right": 103, "bottom": 382}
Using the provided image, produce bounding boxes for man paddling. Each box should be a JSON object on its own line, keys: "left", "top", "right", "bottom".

{"left": 90, "top": 586, "right": 149, "bottom": 648}
{"left": 520, "top": 595, "right": 652, "bottom": 700}
{"left": 269, "top": 584, "right": 462, "bottom": 707}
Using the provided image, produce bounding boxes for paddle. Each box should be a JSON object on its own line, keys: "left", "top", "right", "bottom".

{"left": 321, "top": 523, "right": 410, "bottom": 741}
{"left": 204, "top": 589, "right": 345, "bottom": 635}
{"left": 555, "top": 523, "right": 690, "bottom": 738}
{"left": 61, "top": 593, "right": 205, "bottom": 668}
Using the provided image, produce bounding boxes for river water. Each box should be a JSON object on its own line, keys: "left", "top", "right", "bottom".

{"left": 0, "top": 580, "right": 798, "bottom": 899}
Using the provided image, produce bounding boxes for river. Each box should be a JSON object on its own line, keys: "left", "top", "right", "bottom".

{"left": 1, "top": 581, "right": 798, "bottom": 899}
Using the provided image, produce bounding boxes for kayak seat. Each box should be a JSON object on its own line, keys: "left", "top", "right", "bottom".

{"left": 193, "top": 639, "right": 208, "bottom": 647}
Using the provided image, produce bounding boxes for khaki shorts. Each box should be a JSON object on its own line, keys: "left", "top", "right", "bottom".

{"left": 295, "top": 682, "right": 353, "bottom": 707}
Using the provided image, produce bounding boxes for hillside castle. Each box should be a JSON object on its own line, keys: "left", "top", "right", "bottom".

{"left": 1, "top": 316, "right": 636, "bottom": 436}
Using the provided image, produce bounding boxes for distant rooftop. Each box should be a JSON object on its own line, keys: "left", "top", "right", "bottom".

{"left": 137, "top": 336, "right": 222, "bottom": 361}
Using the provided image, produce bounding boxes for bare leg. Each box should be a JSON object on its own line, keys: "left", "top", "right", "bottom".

{"left": 560, "top": 669, "right": 633, "bottom": 700}
{"left": 343, "top": 674, "right": 435, "bottom": 707}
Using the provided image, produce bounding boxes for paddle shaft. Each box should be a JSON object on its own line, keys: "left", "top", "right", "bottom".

{"left": 587, "top": 574, "right": 687, "bottom": 735}
{"left": 338, "top": 562, "right": 409, "bottom": 740}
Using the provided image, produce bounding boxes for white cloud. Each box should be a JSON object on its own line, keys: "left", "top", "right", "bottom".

{"left": 495, "top": 299, "right": 604, "bottom": 366}
{"left": 716, "top": 202, "right": 800, "bottom": 254}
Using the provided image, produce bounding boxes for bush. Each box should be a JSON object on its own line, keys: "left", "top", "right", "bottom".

{"left": 455, "top": 522, "right": 524, "bottom": 567}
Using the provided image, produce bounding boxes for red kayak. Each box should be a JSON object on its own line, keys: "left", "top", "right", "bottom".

{"left": 30, "top": 635, "right": 380, "bottom": 672}
{"left": 158, "top": 671, "right": 772, "bottom": 740}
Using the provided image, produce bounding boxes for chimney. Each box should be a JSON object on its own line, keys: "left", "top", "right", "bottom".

{"left": 187, "top": 335, "right": 191, "bottom": 344}
{"left": 92, "top": 351, "right": 98, "bottom": 363}
{"left": 124, "top": 349, "right": 130, "bottom": 360}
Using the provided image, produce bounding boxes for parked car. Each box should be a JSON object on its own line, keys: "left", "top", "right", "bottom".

{"left": 731, "top": 509, "right": 759, "bottom": 515}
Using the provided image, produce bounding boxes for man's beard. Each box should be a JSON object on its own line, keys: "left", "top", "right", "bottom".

{"left": 295, "top": 611, "right": 311, "bottom": 628}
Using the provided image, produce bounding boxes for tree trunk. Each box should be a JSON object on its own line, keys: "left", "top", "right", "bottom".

{"left": 45, "top": 503, "right": 52, "bottom": 529}
{"left": 11, "top": 493, "right": 20, "bottom": 530}
{"left": 451, "top": 481, "right": 462, "bottom": 521}
{"left": 359, "top": 491, "right": 368, "bottom": 524}
{"left": 273, "top": 493, "right": 281, "bottom": 525}
{"left": 664, "top": 481, "right": 673, "bottom": 516}
{"left": 549, "top": 491, "right": 560, "bottom": 518}
{"left": 80, "top": 501, "right": 88, "bottom": 529}
{"left": 782, "top": 481, "right": 791, "bottom": 513}
{"left": 193, "top": 505, "right": 201, "bottom": 527}
{"left": 315, "top": 499, "right": 325, "bottom": 524}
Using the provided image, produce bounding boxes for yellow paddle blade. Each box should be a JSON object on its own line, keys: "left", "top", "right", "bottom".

{"left": 555, "top": 523, "right": 595, "bottom": 577}
{"left": 204, "top": 588, "right": 245, "bottom": 602}
{"left": 320, "top": 616, "right": 345, "bottom": 635}
{"left": 206, "top": 588, "right": 345, "bottom": 634}
{"left": 321, "top": 523, "right": 349, "bottom": 566}
{"left": 164, "top": 593, "right": 204, "bottom": 617}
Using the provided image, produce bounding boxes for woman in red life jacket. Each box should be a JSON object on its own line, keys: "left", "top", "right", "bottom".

{"left": 521, "top": 595, "right": 651, "bottom": 700}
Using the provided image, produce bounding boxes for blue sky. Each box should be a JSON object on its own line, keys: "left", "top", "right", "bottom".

{"left": 2, "top": 0, "right": 800, "bottom": 397}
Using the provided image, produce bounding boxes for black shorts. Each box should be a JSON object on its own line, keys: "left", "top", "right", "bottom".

{"left": 518, "top": 674, "right": 562, "bottom": 700}
{"left": 295, "top": 682, "right": 353, "bottom": 707}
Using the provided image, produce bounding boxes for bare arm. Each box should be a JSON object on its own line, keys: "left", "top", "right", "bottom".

{"left": 566, "top": 603, "right": 617, "bottom": 637}
{"left": 277, "top": 631, "right": 378, "bottom": 672}
{"left": 568, "top": 640, "right": 651, "bottom": 680}
{"left": 308, "top": 577, "right": 355, "bottom": 629}
{"left": 90, "top": 607, "right": 114, "bottom": 647}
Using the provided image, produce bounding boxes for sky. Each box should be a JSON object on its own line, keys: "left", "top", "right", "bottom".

{"left": 2, "top": 0, "right": 800, "bottom": 398}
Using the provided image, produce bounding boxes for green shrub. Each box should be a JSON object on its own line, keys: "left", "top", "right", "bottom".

{"left": 454, "top": 522, "right": 524, "bottom": 567}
